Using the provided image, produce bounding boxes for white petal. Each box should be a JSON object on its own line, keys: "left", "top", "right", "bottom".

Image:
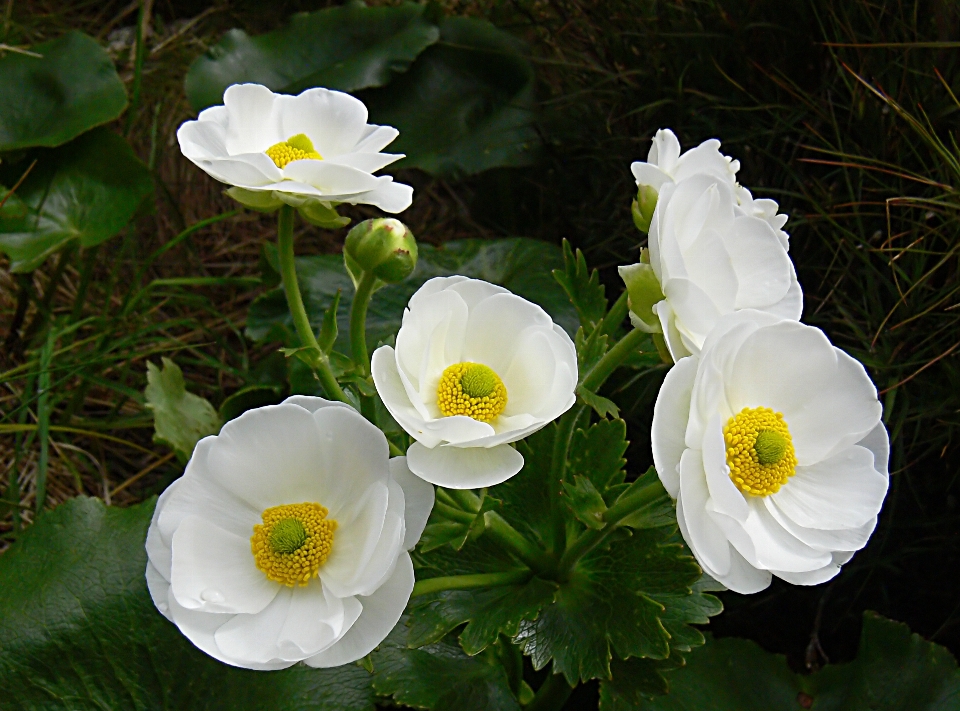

{"left": 419, "top": 415, "right": 495, "bottom": 446}
{"left": 654, "top": 300, "right": 692, "bottom": 361}
{"left": 305, "top": 551, "right": 414, "bottom": 668}
{"left": 677, "top": 450, "right": 731, "bottom": 576}
{"left": 461, "top": 293, "right": 554, "bottom": 376}
{"left": 764, "top": 270, "right": 803, "bottom": 321}
{"left": 650, "top": 128, "right": 681, "bottom": 171}
{"left": 280, "top": 394, "right": 354, "bottom": 414}
{"left": 340, "top": 483, "right": 405, "bottom": 598}
{"left": 280, "top": 87, "right": 369, "bottom": 158}
{"left": 191, "top": 154, "right": 283, "bottom": 187}
{"left": 858, "top": 421, "right": 890, "bottom": 477}
{"left": 407, "top": 441, "right": 524, "bottom": 489}
{"left": 630, "top": 162, "right": 672, "bottom": 191}
{"left": 353, "top": 125, "right": 400, "bottom": 153}
{"left": 146, "top": 560, "right": 172, "bottom": 621}
{"left": 282, "top": 161, "right": 382, "bottom": 195}
{"left": 724, "top": 216, "right": 793, "bottom": 309}
{"left": 662, "top": 277, "right": 725, "bottom": 352}
{"left": 771, "top": 444, "right": 888, "bottom": 530}
{"left": 324, "top": 151, "right": 403, "bottom": 173}
{"left": 652, "top": 355, "right": 697, "bottom": 498}
{"left": 771, "top": 552, "right": 849, "bottom": 586}
{"left": 170, "top": 516, "right": 279, "bottom": 614}
{"left": 177, "top": 118, "right": 228, "bottom": 160}
{"left": 501, "top": 327, "right": 567, "bottom": 418}
{"left": 214, "top": 583, "right": 338, "bottom": 664}
{"left": 223, "top": 84, "right": 283, "bottom": 155}
{"left": 766, "top": 498, "right": 877, "bottom": 552}
{"left": 673, "top": 139, "right": 738, "bottom": 184}
{"left": 346, "top": 179, "right": 413, "bottom": 213}
{"left": 371, "top": 346, "right": 439, "bottom": 447}
{"left": 396, "top": 289, "right": 468, "bottom": 396}
{"left": 702, "top": 414, "right": 748, "bottom": 521}
{"left": 320, "top": 482, "right": 390, "bottom": 598}
{"left": 390, "top": 456, "right": 435, "bottom": 550}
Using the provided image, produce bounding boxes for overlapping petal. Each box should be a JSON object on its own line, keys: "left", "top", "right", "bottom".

{"left": 144, "top": 396, "right": 433, "bottom": 669}
{"left": 177, "top": 83, "right": 412, "bottom": 213}
{"left": 372, "top": 277, "right": 577, "bottom": 489}
{"left": 652, "top": 311, "right": 889, "bottom": 593}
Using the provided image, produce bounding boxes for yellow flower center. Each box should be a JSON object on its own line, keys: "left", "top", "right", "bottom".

{"left": 723, "top": 406, "right": 798, "bottom": 497}
{"left": 251, "top": 502, "right": 336, "bottom": 587}
{"left": 265, "top": 133, "right": 322, "bottom": 168}
{"left": 436, "top": 362, "right": 507, "bottom": 422}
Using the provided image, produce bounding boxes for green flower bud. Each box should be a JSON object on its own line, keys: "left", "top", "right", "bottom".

{"left": 618, "top": 260, "right": 665, "bottom": 333}
{"left": 344, "top": 218, "right": 418, "bottom": 285}
{"left": 631, "top": 184, "right": 658, "bottom": 234}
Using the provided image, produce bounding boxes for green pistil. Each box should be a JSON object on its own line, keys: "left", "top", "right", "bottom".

{"left": 460, "top": 364, "right": 498, "bottom": 398}
{"left": 754, "top": 429, "right": 788, "bottom": 466}
{"left": 269, "top": 518, "right": 307, "bottom": 554}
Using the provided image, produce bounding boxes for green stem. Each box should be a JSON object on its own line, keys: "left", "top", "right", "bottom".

{"left": 526, "top": 672, "right": 573, "bottom": 711}
{"left": 548, "top": 406, "right": 583, "bottom": 552}
{"left": 448, "top": 487, "right": 482, "bottom": 513}
{"left": 556, "top": 478, "right": 666, "bottom": 579}
{"left": 580, "top": 326, "right": 648, "bottom": 392}
{"left": 600, "top": 289, "right": 630, "bottom": 337}
{"left": 434, "top": 501, "right": 477, "bottom": 524}
{"left": 349, "top": 270, "right": 378, "bottom": 377}
{"left": 484, "top": 511, "right": 555, "bottom": 576}
{"left": 276, "top": 206, "right": 348, "bottom": 404}
{"left": 411, "top": 570, "right": 532, "bottom": 597}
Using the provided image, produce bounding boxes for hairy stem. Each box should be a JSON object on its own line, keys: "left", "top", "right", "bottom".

{"left": 276, "top": 205, "right": 348, "bottom": 404}
{"left": 349, "top": 270, "right": 378, "bottom": 376}
{"left": 411, "top": 570, "right": 532, "bottom": 597}
{"left": 526, "top": 671, "right": 573, "bottom": 711}
{"left": 580, "top": 326, "right": 647, "bottom": 392}
{"left": 484, "top": 511, "right": 555, "bottom": 576}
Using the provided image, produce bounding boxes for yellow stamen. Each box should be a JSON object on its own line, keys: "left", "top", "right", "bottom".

{"left": 724, "top": 406, "right": 797, "bottom": 497}
{"left": 436, "top": 362, "right": 507, "bottom": 422}
{"left": 251, "top": 502, "right": 336, "bottom": 587}
{"left": 265, "top": 133, "right": 322, "bottom": 168}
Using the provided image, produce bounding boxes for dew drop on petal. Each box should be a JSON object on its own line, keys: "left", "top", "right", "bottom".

{"left": 201, "top": 588, "right": 225, "bottom": 603}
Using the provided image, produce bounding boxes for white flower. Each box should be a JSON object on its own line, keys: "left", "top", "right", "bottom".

{"left": 177, "top": 83, "right": 413, "bottom": 214}
{"left": 145, "top": 396, "right": 434, "bottom": 670}
{"left": 619, "top": 172, "right": 802, "bottom": 361}
{"left": 630, "top": 128, "right": 740, "bottom": 196}
{"left": 651, "top": 310, "right": 889, "bottom": 594}
{"left": 371, "top": 277, "right": 578, "bottom": 489}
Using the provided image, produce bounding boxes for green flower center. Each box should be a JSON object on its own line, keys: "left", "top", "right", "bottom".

{"left": 268, "top": 517, "right": 308, "bottom": 554}
{"left": 436, "top": 362, "right": 508, "bottom": 422}
{"left": 754, "top": 429, "right": 789, "bottom": 466}
{"left": 266, "top": 133, "right": 322, "bottom": 168}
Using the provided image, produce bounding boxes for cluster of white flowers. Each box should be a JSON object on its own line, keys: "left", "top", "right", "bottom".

{"left": 625, "top": 130, "right": 889, "bottom": 593}
{"left": 156, "top": 86, "right": 889, "bottom": 670}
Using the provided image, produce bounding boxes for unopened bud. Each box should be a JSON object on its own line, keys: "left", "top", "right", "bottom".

{"left": 344, "top": 218, "right": 418, "bottom": 284}
{"left": 631, "top": 184, "right": 658, "bottom": 233}
{"left": 618, "top": 262, "right": 665, "bottom": 333}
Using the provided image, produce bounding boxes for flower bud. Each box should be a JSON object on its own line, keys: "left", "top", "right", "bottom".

{"left": 631, "top": 184, "right": 658, "bottom": 233}
{"left": 618, "top": 257, "right": 665, "bottom": 333}
{"left": 344, "top": 218, "right": 418, "bottom": 284}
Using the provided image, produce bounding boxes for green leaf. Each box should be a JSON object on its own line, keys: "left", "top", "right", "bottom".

{"left": 247, "top": 237, "right": 580, "bottom": 352}
{"left": 644, "top": 613, "right": 960, "bottom": 711}
{"left": 0, "top": 497, "right": 375, "bottom": 711}
{"left": 808, "top": 612, "right": 960, "bottom": 711}
{"left": 360, "top": 17, "right": 539, "bottom": 177}
{"left": 598, "top": 653, "right": 684, "bottom": 711}
{"left": 514, "top": 527, "right": 706, "bottom": 684}
{"left": 185, "top": 2, "right": 440, "bottom": 111}
{"left": 317, "top": 288, "right": 342, "bottom": 354}
{"left": 145, "top": 358, "right": 222, "bottom": 462}
{"left": 576, "top": 325, "right": 609, "bottom": 376}
{"left": 562, "top": 475, "right": 608, "bottom": 530}
{"left": 553, "top": 239, "right": 607, "bottom": 331}
{"left": 578, "top": 385, "right": 620, "bottom": 419}
{"left": 567, "top": 419, "right": 628, "bottom": 495}
{"left": 371, "top": 614, "right": 522, "bottom": 711}
{"left": 0, "top": 31, "right": 127, "bottom": 150}
{"left": 0, "top": 127, "right": 153, "bottom": 272}
{"left": 613, "top": 468, "right": 677, "bottom": 530}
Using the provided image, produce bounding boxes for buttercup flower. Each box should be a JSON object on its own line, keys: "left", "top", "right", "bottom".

{"left": 630, "top": 128, "right": 740, "bottom": 198}
{"left": 651, "top": 310, "right": 889, "bottom": 594}
{"left": 177, "top": 84, "right": 413, "bottom": 215}
{"left": 372, "top": 277, "right": 578, "bottom": 489}
{"left": 619, "top": 172, "right": 802, "bottom": 361}
{"left": 145, "top": 396, "right": 434, "bottom": 669}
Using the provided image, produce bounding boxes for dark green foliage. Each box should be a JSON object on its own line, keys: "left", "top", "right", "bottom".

{"left": 0, "top": 31, "right": 127, "bottom": 151}
{"left": 360, "top": 16, "right": 538, "bottom": 176}
{"left": 554, "top": 240, "right": 607, "bottom": 332}
{"left": 567, "top": 419, "right": 628, "bottom": 495}
{"left": 598, "top": 654, "right": 684, "bottom": 711}
{"left": 185, "top": 2, "right": 439, "bottom": 111}
{"left": 0, "top": 128, "right": 153, "bottom": 272}
{"left": 645, "top": 613, "right": 960, "bottom": 711}
{"left": 0, "top": 497, "right": 375, "bottom": 711}
{"left": 246, "top": 237, "right": 579, "bottom": 356}
{"left": 371, "top": 615, "right": 521, "bottom": 711}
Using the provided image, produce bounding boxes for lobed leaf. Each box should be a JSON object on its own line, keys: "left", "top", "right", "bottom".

{"left": 145, "top": 357, "right": 222, "bottom": 462}
{"left": 553, "top": 239, "right": 607, "bottom": 331}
